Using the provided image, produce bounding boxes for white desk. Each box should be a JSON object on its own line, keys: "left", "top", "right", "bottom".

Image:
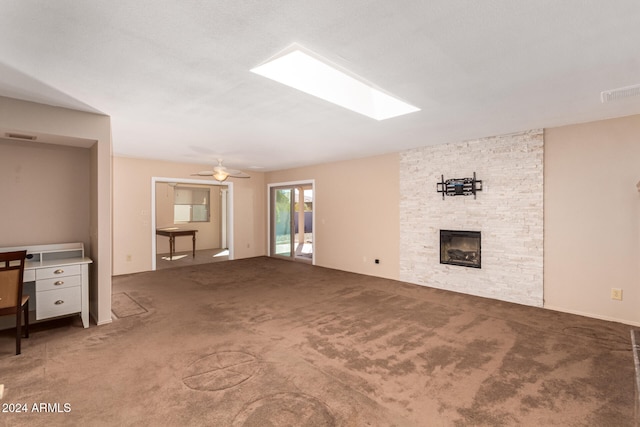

{"left": 0, "top": 243, "right": 92, "bottom": 328}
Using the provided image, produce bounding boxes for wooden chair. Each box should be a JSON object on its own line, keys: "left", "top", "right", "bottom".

{"left": 0, "top": 250, "right": 29, "bottom": 355}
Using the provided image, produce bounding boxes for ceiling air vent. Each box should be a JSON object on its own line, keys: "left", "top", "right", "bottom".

{"left": 5, "top": 132, "right": 37, "bottom": 140}
{"left": 601, "top": 84, "right": 640, "bottom": 103}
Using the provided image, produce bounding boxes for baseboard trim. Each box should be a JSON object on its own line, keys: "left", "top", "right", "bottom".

{"left": 543, "top": 304, "right": 640, "bottom": 327}
{"left": 91, "top": 312, "right": 113, "bottom": 326}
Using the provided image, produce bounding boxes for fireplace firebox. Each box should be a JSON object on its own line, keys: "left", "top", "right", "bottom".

{"left": 440, "top": 230, "right": 481, "bottom": 268}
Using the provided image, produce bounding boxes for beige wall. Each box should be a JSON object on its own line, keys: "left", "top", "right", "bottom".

{"left": 266, "top": 153, "right": 400, "bottom": 280}
{"left": 544, "top": 115, "right": 640, "bottom": 326}
{"left": 112, "top": 156, "right": 266, "bottom": 275}
{"left": 0, "top": 96, "right": 112, "bottom": 326}
{"left": 0, "top": 138, "right": 91, "bottom": 248}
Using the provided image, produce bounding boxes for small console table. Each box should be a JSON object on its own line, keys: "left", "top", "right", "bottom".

{"left": 156, "top": 228, "right": 198, "bottom": 260}
{"left": 0, "top": 242, "right": 92, "bottom": 328}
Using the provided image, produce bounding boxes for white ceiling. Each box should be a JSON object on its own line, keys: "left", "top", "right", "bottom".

{"left": 1, "top": 1, "right": 639, "bottom": 171}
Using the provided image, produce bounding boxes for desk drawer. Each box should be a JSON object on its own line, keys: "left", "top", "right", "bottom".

{"left": 36, "top": 265, "right": 81, "bottom": 280}
{"left": 36, "top": 287, "right": 81, "bottom": 319}
{"left": 36, "top": 275, "right": 81, "bottom": 292}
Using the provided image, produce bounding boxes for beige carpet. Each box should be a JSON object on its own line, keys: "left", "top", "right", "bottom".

{"left": 111, "top": 292, "right": 148, "bottom": 318}
{"left": 0, "top": 257, "right": 637, "bottom": 426}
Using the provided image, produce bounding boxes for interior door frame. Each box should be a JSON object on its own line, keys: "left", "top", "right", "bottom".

{"left": 267, "top": 180, "right": 315, "bottom": 265}
{"left": 151, "top": 176, "right": 234, "bottom": 270}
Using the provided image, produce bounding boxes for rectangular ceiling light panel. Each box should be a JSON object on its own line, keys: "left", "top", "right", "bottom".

{"left": 251, "top": 49, "right": 420, "bottom": 120}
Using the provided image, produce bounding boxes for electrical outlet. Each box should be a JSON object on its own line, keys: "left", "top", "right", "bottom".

{"left": 611, "top": 288, "right": 623, "bottom": 301}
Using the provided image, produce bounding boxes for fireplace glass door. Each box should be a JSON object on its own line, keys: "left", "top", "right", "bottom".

{"left": 440, "top": 230, "right": 481, "bottom": 268}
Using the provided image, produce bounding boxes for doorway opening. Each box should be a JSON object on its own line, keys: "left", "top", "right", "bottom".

{"left": 269, "top": 181, "right": 314, "bottom": 264}
{"left": 151, "top": 177, "right": 234, "bottom": 271}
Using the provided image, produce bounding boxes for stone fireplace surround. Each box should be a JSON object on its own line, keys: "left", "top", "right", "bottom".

{"left": 399, "top": 130, "right": 544, "bottom": 307}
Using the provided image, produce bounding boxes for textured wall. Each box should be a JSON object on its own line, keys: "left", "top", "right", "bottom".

{"left": 399, "top": 130, "right": 544, "bottom": 306}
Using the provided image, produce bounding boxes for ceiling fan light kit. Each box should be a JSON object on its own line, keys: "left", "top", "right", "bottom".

{"left": 191, "top": 159, "right": 250, "bottom": 182}
{"left": 213, "top": 169, "right": 229, "bottom": 182}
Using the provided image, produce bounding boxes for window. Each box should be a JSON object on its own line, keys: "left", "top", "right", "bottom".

{"left": 174, "top": 187, "right": 210, "bottom": 223}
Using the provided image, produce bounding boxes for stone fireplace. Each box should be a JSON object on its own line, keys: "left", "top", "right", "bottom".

{"left": 440, "top": 230, "right": 481, "bottom": 268}
{"left": 399, "top": 129, "right": 544, "bottom": 307}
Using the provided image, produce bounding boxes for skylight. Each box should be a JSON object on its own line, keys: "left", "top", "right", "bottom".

{"left": 251, "top": 46, "right": 420, "bottom": 120}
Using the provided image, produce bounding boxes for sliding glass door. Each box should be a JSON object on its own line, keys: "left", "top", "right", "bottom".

{"left": 272, "top": 187, "right": 293, "bottom": 257}
{"left": 270, "top": 183, "right": 313, "bottom": 262}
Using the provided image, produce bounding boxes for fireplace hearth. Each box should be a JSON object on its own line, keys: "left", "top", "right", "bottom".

{"left": 440, "top": 230, "right": 481, "bottom": 268}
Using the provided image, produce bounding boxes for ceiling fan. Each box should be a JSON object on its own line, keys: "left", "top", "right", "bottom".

{"left": 191, "top": 159, "right": 250, "bottom": 182}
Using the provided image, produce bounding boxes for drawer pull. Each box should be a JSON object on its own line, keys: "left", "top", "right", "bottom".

{"left": 55, "top": 300, "right": 64, "bottom": 305}
{"left": 54, "top": 269, "right": 64, "bottom": 275}
{"left": 54, "top": 281, "right": 64, "bottom": 286}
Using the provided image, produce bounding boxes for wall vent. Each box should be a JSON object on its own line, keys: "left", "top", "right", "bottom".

{"left": 5, "top": 132, "right": 37, "bottom": 140}
{"left": 601, "top": 84, "right": 640, "bottom": 103}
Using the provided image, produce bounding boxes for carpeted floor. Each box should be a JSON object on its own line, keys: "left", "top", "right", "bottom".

{"left": 0, "top": 257, "right": 637, "bottom": 426}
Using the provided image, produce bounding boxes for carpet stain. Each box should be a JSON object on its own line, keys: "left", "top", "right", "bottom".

{"left": 563, "top": 325, "right": 631, "bottom": 350}
{"left": 305, "top": 334, "right": 417, "bottom": 376}
{"left": 452, "top": 317, "right": 638, "bottom": 426}
{"left": 385, "top": 326, "right": 436, "bottom": 353}
{"left": 419, "top": 339, "right": 499, "bottom": 374}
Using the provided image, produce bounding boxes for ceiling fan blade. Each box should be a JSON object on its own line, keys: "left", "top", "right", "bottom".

{"left": 225, "top": 167, "right": 250, "bottom": 175}
{"left": 191, "top": 171, "right": 214, "bottom": 176}
{"left": 227, "top": 172, "right": 250, "bottom": 179}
